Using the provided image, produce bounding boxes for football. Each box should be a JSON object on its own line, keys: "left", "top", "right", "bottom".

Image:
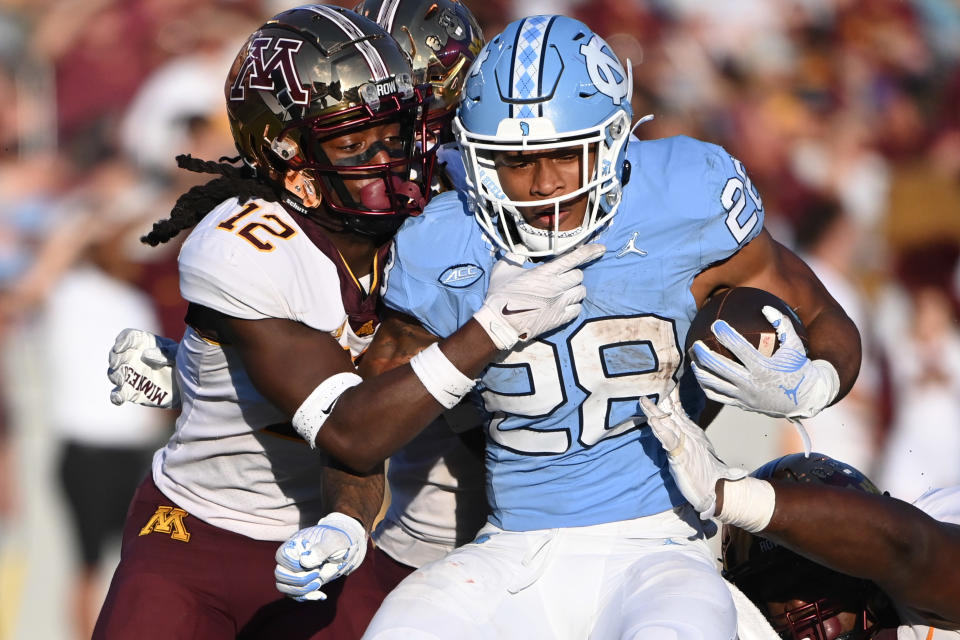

{"left": 685, "top": 287, "right": 809, "bottom": 363}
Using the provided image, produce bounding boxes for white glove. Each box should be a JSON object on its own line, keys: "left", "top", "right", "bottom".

{"left": 473, "top": 243, "right": 604, "bottom": 350}
{"left": 688, "top": 306, "right": 839, "bottom": 420}
{"left": 107, "top": 328, "right": 180, "bottom": 409}
{"left": 639, "top": 387, "right": 747, "bottom": 520}
{"left": 274, "top": 512, "right": 367, "bottom": 602}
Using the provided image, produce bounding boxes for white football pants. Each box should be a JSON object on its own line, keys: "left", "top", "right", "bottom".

{"left": 363, "top": 507, "right": 736, "bottom": 640}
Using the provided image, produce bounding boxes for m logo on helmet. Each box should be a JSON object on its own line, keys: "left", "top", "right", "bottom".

{"left": 579, "top": 36, "right": 629, "bottom": 106}
{"left": 229, "top": 37, "right": 309, "bottom": 106}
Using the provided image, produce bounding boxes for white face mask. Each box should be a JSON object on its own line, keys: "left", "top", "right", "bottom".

{"left": 457, "top": 109, "right": 636, "bottom": 259}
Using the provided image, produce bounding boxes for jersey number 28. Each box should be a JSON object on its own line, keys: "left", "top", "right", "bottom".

{"left": 480, "top": 315, "right": 681, "bottom": 455}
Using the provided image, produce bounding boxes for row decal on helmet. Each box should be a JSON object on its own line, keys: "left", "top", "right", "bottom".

{"left": 305, "top": 5, "right": 389, "bottom": 80}
{"left": 579, "top": 36, "right": 630, "bottom": 106}
{"left": 229, "top": 38, "right": 309, "bottom": 105}
{"left": 510, "top": 16, "right": 553, "bottom": 119}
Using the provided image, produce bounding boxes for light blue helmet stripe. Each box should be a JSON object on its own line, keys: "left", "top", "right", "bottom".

{"left": 510, "top": 15, "right": 552, "bottom": 119}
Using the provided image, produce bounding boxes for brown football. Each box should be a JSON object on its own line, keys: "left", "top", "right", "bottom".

{"left": 685, "top": 287, "right": 809, "bottom": 363}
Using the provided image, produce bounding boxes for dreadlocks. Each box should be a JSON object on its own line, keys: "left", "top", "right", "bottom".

{"left": 141, "top": 154, "right": 282, "bottom": 246}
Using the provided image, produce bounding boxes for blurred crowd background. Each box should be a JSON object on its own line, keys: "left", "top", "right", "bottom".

{"left": 0, "top": 0, "right": 959, "bottom": 638}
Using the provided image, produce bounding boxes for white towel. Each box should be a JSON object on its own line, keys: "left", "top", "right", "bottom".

{"left": 725, "top": 577, "right": 782, "bottom": 640}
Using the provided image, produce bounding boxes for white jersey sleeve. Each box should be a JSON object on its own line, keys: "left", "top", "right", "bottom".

{"left": 178, "top": 197, "right": 346, "bottom": 332}
{"left": 373, "top": 415, "right": 487, "bottom": 567}
{"left": 896, "top": 486, "right": 960, "bottom": 639}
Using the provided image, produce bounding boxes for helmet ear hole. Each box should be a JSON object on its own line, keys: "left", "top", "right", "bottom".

{"left": 270, "top": 138, "right": 300, "bottom": 164}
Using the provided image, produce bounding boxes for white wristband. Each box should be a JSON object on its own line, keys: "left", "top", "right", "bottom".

{"left": 409, "top": 342, "right": 477, "bottom": 409}
{"left": 717, "top": 477, "right": 776, "bottom": 533}
{"left": 291, "top": 372, "right": 363, "bottom": 447}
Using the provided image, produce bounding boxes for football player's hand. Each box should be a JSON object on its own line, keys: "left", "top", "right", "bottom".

{"left": 473, "top": 243, "right": 604, "bottom": 350}
{"left": 688, "top": 306, "right": 839, "bottom": 420}
{"left": 107, "top": 329, "right": 180, "bottom": 409}
{"left": 274, "top": 512, "right": 367, "bottom": 602}
{"left": 639, "top": 387, "right": 746, "bottom": 519}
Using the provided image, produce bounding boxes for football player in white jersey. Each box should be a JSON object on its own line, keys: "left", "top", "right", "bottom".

{"left": 106, "top": 0, "right": 496, "bottom": 618}
{"left": 358, "top": 13, "right": 863, "bottom": 640}
{"left": 94, "top": 6, "right": 592, "bottom": 640}
{"left": 641, "top": 395, "right": 960, "bottom": 639}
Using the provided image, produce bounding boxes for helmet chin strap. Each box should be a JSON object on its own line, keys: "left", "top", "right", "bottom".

{"left": 284, "top": 170, "right": 322, "bottom": 208}
{"left": 630, "top": 113, "right": 655, "bottom": 136}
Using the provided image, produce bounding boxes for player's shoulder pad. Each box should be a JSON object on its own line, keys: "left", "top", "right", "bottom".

{"left": 392, "top": 189, "right": 486, "bottom": 275}
{"left": 631, "top": 135, "right": 764, "bottom": 242}
{"left": 436, "top": 142, "right": 469, "bottom": 193}
{"left": 629, "top": 136, "right": 744, "bottom": 204}
{"left": 383, "top": 190, "right": 491, "bottom": 334}
{"left": 407, "top": 189, "right": 474, "bottom": 229}
{"left": 178, "top": 198, "right": 342, "bottom": 328}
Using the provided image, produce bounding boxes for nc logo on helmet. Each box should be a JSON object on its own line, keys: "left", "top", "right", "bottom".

{"left": 579, "top": 36, "right": 629, "bottom": 106}
{"left": 229, "top": 37, "right": 309, "bottom": 106}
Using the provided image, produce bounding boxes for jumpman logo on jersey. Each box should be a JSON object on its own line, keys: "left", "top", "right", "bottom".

{"left": 616, "top": 232, "right": 647, "bottom": 258}
{"left": 779, "top": 375, "right": 805, "bottom": 405}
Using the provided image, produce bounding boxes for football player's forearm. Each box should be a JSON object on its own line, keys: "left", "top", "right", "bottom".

{"left": 319, "top": 320, "right": 498, "bottom": 471}
{"left": 321, "top": 461, "right": 385, "bottom": 533}
{"left": 803, "top": 304, "right": 861, "bottom": 403}
{"left": 740, "top": 236, "right": 861, "bottom": 405}
{"left": 757, "top": 483, "right": 960, "bottom": 621}
{"left": 357, "top": 318, "right": 438, "bottom": 378}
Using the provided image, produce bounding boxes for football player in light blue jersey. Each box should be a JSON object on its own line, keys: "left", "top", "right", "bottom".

{"left": 362, "top": 14, "right": 862, "bottom": 640}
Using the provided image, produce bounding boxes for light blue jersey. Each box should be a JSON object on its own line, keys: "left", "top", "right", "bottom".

{"left": 383, "top": 136, "right": 765, "bottom": 531}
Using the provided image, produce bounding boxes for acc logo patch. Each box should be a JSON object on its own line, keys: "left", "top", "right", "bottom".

{"left": 439, "top": 264, "right": 484, "bottom": 288}
{"left": 579, "top": 35, "right": 629, "bottom": 106}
